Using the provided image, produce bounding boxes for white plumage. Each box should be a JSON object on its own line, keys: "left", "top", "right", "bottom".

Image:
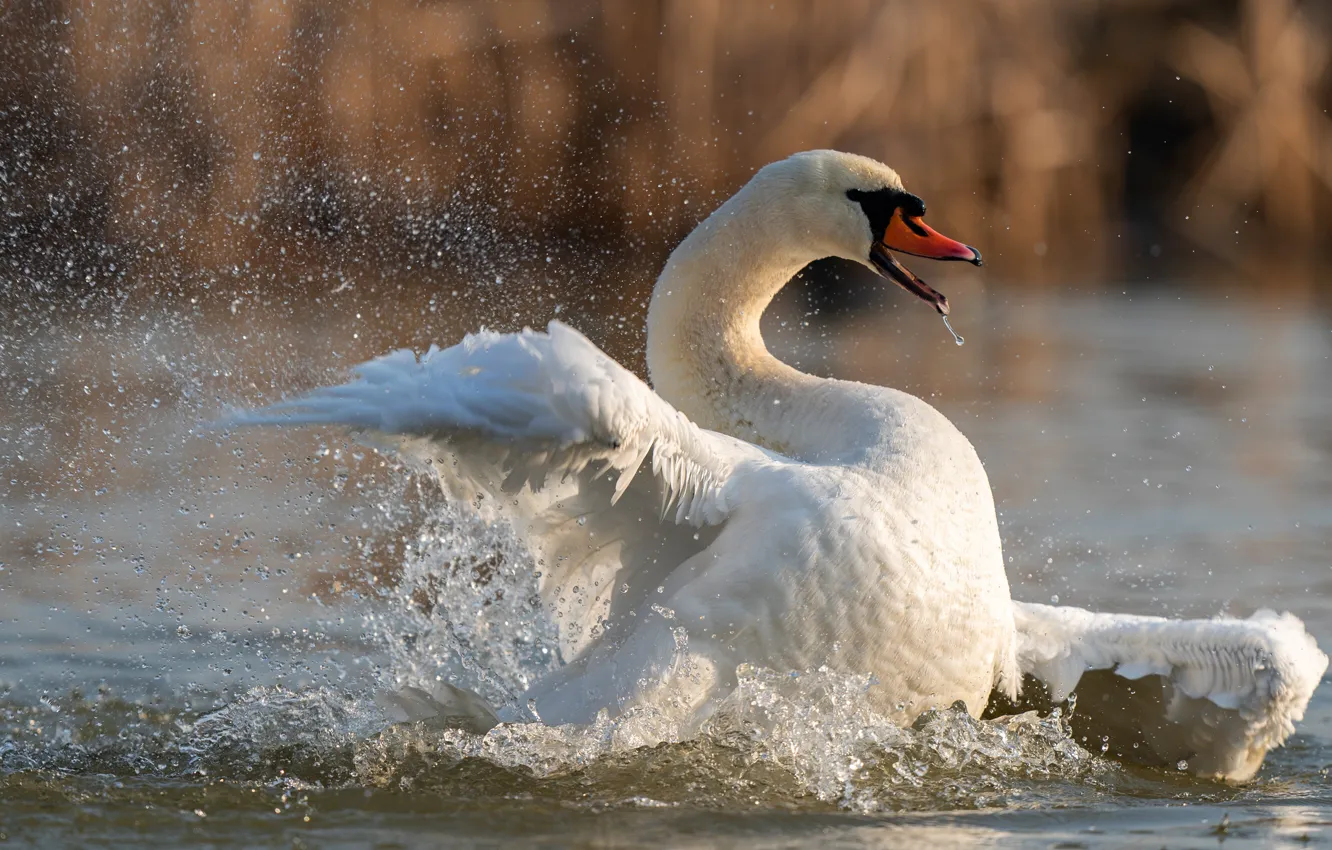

{"left": 1011, "top": 603, "right": 1323, "bottom": 779}
{"left": 234, "top": 150, "right": 1325, "bottom": 781}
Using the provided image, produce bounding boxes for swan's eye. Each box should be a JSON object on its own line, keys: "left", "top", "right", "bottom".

{"left": 899, "top": 193, "right": 927, "bottom": 219}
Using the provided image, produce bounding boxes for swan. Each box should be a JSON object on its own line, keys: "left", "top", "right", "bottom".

{"left": 234, "top": 150, "right": 1326, "bottom": 781}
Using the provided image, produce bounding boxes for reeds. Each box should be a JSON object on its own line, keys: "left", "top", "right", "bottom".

{"left": 2, "top": 0, "right": 1329, "bottom": 288}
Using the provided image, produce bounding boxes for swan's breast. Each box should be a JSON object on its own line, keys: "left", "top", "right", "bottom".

{"left": 665, "top": 460, "right": 1016, "bottom": 719}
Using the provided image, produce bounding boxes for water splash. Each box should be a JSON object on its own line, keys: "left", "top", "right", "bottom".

{"left": 0, "top": 664, "right": 1112, "bottom": 813}
{"left": 368, "top": 496, "right": 561, "bottom": 710}
{"left": 704, "top": 665, "right": 1100, "bottom": 811}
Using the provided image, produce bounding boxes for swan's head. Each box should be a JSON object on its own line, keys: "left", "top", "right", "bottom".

{"left": 758, "top": 150, "right": 982, "bottom": 316}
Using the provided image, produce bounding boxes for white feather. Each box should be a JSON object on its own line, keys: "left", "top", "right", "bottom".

{"left": 234, "top": 321, "right": 766, "bottom": 661}
{"left": 1014, "top": 601, "right": 1327, "bottom": 779}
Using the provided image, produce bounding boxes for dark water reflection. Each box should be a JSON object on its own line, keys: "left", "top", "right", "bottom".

{"left": 2, "top": 278, "right": 1332, "bottom": 847}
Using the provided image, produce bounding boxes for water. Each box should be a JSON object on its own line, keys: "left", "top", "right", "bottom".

{"left": 2, "top": 280, "right": 1331, "bottom": 847}
{"left": 942, "top": 313, "right": 965, "bottom": 346}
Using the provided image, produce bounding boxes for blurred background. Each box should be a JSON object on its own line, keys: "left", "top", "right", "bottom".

{"left": 3, "top": 0, "right": 1331, "bottom": 295}
{"left": 3, "top": 0, "right": 1332, "bottom": 702}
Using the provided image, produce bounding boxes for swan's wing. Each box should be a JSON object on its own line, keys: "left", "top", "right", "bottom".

{"left": 1006, "top": 601, "right": 1327, "bottom": 781}
{"left": 231, "top": 320, "right": 771, "bottom": 660}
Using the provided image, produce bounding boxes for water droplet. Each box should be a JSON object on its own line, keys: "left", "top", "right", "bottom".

{"left": 941, "top": 315, "right": 964, "bottom": 346}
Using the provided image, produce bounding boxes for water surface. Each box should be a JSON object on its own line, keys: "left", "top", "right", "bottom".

{"left": 2, "top": 282, "right": 1330, "bottom": 847}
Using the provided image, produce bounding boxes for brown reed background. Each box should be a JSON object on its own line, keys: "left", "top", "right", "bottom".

{"left": 1, "top": 0, "right": 1331, "bottom": 299}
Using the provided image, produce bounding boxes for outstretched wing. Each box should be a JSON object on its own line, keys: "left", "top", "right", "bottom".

{"left": 231, "top": 321, "right": 772, "bottom": 660}
{"left": 1004, "top": 601, "right": 1327, "bottom": 781}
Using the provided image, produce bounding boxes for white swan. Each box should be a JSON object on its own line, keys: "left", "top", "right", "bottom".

{"left": 235, "top": 150, "right": 1325, "bottom": 781}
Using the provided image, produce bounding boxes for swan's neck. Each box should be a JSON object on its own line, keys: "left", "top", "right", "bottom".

{"left": 646, "top": 188, "right": 830, "bottom": 452}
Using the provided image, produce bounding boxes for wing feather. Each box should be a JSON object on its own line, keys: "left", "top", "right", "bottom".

{"left": 1012, "top": 601, "right": 1327, "bottom": 780}
{"left": 231, "top": 321, "right": 770, "bottom": 659}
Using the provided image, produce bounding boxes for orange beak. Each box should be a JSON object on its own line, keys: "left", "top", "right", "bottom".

{"left": 868, "top": 210, "right": 983, "bottom": 316}
{"left": 883, "top": 210, "right": 982, "bottom": 264}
